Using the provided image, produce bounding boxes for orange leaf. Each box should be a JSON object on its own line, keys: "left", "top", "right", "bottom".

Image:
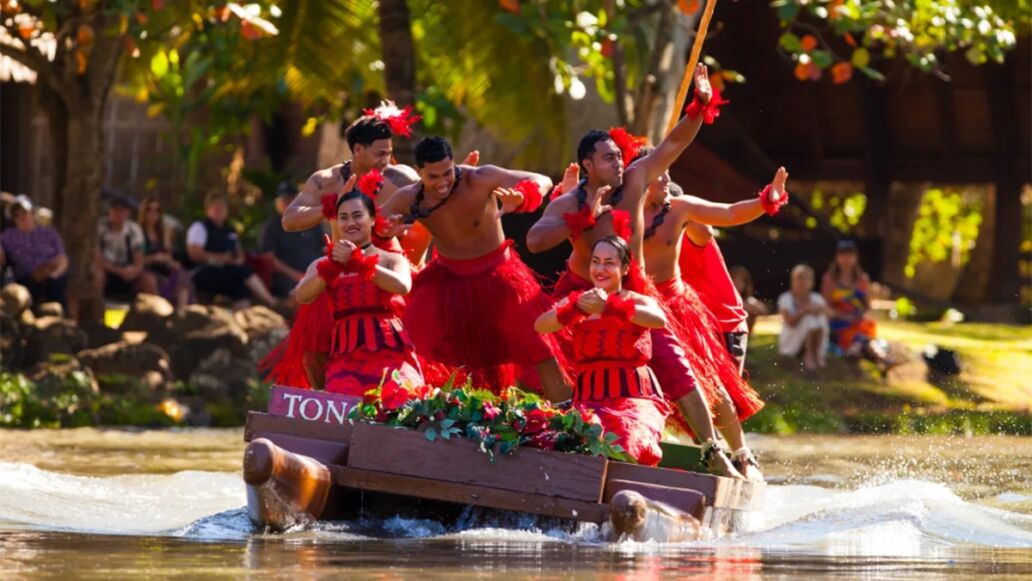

{"left": 499, "top": 0, "right": 520, "bottom": 14}
{"left": 678, "top": 0, "right": 701, "bottom": 15}
{"left": 76, "top": 24, "right": 95, "bottom": 46}
{"left": 75, "top": 50, "right": 88, "bottom": 74}
{"left": 135, "top": 11, "right": 148, "bottom": 25}
{"left": 794, "top": 62, "right": 810, "bottom": 81}
{"left": 831, "top": 61, "right": 853, "bottom": 84}
{"left": 844, "top": 32, "right": 856, "bottom": 47}
{"left": 800, "top": 35, "right": 818, "bottom": 51}
{"left": 17, "top": 24, "right": 33, "bottom": 39}
{"left": 1, "top": 1, "right": 22, "bottom": 16}
{"left": 601, "top": 38, "right": 614, "bottom": 58}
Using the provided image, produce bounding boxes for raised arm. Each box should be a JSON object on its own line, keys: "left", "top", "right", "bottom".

{"left": 627, "top": 64, "right": 712, "bottom": 186}
{"left": 283, "top": 167, "right": 346, "bottom": 232}
{"left": 679, "top": 167, "right": 788, "bottom": 227}
{"left": 526, "top": 194, "right": 577, "bottom": 253}
{"left": 473, "top": 164, "right": 552, "bottom": 196}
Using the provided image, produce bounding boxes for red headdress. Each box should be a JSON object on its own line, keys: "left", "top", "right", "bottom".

{"left": 363, "top": 100, "right": 422, "bottom": 138}
{"left": 608, "top": 127, "right": 648, "bottom": 168}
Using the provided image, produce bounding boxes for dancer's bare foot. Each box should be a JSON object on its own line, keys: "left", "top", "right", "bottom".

{"left": 731, "top": 448, "right": 765, "bottom": 481}
{"left": 702, "top": 440, "right": 745, "bottom": 480}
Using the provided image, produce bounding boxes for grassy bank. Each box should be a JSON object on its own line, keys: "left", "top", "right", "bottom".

{"left": 742, "top": 318, "right": 1032, "bottom": 435}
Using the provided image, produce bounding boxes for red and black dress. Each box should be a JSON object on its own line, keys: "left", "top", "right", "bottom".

{"left": 324, "top": 272, "right": 423, "bottom": 396}
{"left": 564, "top": 294, "right": 670, "bottom": 466}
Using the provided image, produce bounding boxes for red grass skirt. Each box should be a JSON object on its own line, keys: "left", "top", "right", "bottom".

{"left": 325, "top": 346, "right": 423, "bottom": 397}
{"left": 258, "top": 292, "right": 334, "bottom": 388}
{"left": 403, "top": 240, "right": 565, "bottom": 392}
{"left": 655, "top": 277, "right": 763, "bottom": 422}
{"left": 576, "top": 397, "right": 670, "bottom": 466}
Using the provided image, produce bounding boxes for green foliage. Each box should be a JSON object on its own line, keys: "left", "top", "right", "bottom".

{"left": 0, "top": 370, "right": 96, "bottom": 428}
{"left": 351, "top": 372, "right": 629, "bottom": 461}
{"left": 773, "top": 0, "right": 1024, "bottom": 83}
{"left": 905, "top": 187, "right": 982, "bottom": 278}
{"left": 809, "top": 188, "right": 867, "bottom": 233}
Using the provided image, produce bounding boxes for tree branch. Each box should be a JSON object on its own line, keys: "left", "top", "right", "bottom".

{"left": 0, "top": 40, "right": 63, "bottom": 94}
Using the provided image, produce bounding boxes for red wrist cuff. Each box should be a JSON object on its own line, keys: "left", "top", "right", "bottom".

{"left": 556, "top": 291, "right": 587, "bottom": 326}
{"left": 317, "top": 258, "right": 345, "bottom": 285}
{"left": 344, "top": 249, "right": 380, "bottom": 281}
{"left": 604, "top": 294, "right": 636, "bottom": 321}
{"left": 759, "top": 183, "right": 788, "bottom": 216}
{"left": 321, "top": 193, "right": 337, "bottom": 220}
{"left": 684, "top": 87, "right": 729, "bottom": 125}
{"left": 513, "top": 179, "right": 544, "bottom": 213}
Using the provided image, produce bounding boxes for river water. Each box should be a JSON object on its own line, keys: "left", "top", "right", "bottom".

{"left": 0, "top": 429, "right": 1029, "bottom": 579}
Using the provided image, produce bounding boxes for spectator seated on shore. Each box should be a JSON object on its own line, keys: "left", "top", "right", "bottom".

{"left": 138, "top": 195, "right": 192, "bottom": 308}
{"left": 778, "top": 264, "right": 830, "bottom": 371}
{"left": 821, "top": 240, "right": 897, "bottom": 374}
{"left": 730, "top": 265, "right": 768, "bottom": 335}
{"left": 92, "top": 195, "right": 157, "bottom": 302}
{"left": 186, "top": 193, "right": 277, "bottom": 310}
{"left": 260, "top": 181, "right": 324, "bottom": 301}
{"left": 0, "top": 195, "right": 69, "bottom": 309}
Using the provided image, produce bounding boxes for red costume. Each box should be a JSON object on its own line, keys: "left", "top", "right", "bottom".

{"left": 654, "top": 277, "right": 763, "bottom": 422}
{"left": 324, "top": 271, "right": 423, "bottom": 396}
{"left": 678, "top": 237, "right": 748, "bottom": 335}
{"left": 562, "top": 293, "right": 669, "bottom": 466}
{"left": 403, "top": 240, "right": 564, "bottom": 392}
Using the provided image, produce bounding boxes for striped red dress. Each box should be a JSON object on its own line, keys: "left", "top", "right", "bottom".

{"left": 567, "top": 299, "right": 670, "bottom": 466}
{"left": 324, "top": 272, "right": 423, "bottom": 396}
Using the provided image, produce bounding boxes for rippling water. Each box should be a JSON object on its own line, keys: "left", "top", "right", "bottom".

{"left": 0, "top": 429, "right": 1030, "bottom": 578}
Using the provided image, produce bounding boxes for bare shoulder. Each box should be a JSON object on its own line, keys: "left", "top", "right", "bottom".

{"left": 306, "top": 165, "right": 345, "bottom": 191}
{"left": 544, "top": 191, "right": 580, "bottom": 214}
{"left": 384, "top": 164, "right": 419, "bottom": 187}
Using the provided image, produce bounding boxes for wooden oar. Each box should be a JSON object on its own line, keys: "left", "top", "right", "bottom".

{"left": 663, "top": 0, "right": 719, "bottom": 136}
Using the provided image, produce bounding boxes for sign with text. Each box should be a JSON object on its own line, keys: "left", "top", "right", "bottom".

{"left": 267, "top": 385, "right": 361, "bottom": 426}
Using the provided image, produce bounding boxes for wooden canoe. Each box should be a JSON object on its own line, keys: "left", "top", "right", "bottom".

{"left": 243, "top": 386, "right": 765, "bottom": 541}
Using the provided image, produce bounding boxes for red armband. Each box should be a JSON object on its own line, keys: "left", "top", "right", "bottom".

{"left": 684, "top": 87, "right": 729, "bottom": 125}
{"left": 321, "top": 193, "right": 337, "bottom": 221}
{"left": 344, "top": 249, "right": 380, "bottom": 281}
{"left": 549, "top": 184, "right": 564, "bottom": 201}
{"left": 604, "top": 293, "right": 636, "bottom": 321}
{"left": 562, "top": 205, "right": 596, "bottom": 240}
{"left": 611, "top": 209, "right": 632, "bottom": 242}
{"left": 512, "top": 179, "right": 544, "bottom": 213}
{"left": 556, "top": 291, "right": 587, "bottom": 326}
{"left": 758, "top": 183, "right": 788, "bottom": 216}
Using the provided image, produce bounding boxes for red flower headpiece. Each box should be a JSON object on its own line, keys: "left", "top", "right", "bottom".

{"left": 358, "top": 169, "right": 384, "bottom": 197}
{"left": 363, "top": 100, "right": 422, "bottom": 138}
{"left": 608, "top": 127, "right": 648, "bottom": 168}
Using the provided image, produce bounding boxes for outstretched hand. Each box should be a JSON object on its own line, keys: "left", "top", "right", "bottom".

{"left": 693, "top": 63, "right": 712, "bottom": 105}
{"left": 768, "top": 166, "right": 788, "bottom": 203}
{"left": 587, "top": 185, "right": 613, "bottom": 218}
{"left": 560, "top": 162, "right": 580, "bottom": 193}
{"left": 493, "top": 187, "right": 524, "bottom": 219}
{"left": 379, "top": 214, "right": 413, "bottom": 239}
{"left": 461, "top": 150, "right": 480, "bottom": 167}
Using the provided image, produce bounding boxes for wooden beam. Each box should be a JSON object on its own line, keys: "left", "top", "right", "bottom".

{"left": 861, "top": 79, "right": 891, "bottom": 236}
{"left": 986, "top": 60, "right": 1024, "bottom": 303}
{"left": 331, "top": 466, "right": 610, "bottom": 523}
{"left": 346, "top": 422, "right": 609, "bottom": 503}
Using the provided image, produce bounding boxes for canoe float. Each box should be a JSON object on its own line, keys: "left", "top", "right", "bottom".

{"left": 243, "top": 386, "right": 765, "bottom": 541}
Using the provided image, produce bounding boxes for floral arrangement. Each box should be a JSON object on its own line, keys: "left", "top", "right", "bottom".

{"left": 349, "top": 371, "right": 629, "bottom": 461}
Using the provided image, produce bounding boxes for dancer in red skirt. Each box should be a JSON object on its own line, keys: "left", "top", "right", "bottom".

{"left": 637, "top": 146, "right": 789, "bottom": 480}
{"left": 536, "top": 236, "right": 670, "bottom": 466}
{"left": 293, "top": 188, "right": 422, "bottom": 396}
{"left": 261, "top": 104, "right": 422, "bottom": 389}
{"left": 379, "top": 136, "right": 569, "bottom": 400}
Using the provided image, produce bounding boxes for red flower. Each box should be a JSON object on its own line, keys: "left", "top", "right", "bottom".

{"left": 482, "top": 401, "right": 500, "bottom": 421}
{"left": 358, "top": 169, "right": 384, "bottom": 197}
{"left": 380, "top": 379, "right": 410, "bottom": 411}
{"left": 524, "top": 408, "right": 549, "bottom": 434}
{"left": 363, "top": 100, "right": 422, "bottom": 138}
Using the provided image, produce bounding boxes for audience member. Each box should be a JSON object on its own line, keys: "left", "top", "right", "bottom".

{"left": 0, "top": 195, "right": 69, "bottom": 309}
{"left": 139, "top": 195, "right": 191, "bottom": 308}
{"left": 778, "top": 264, "right": 830, "bottom": 370}
{"left": 93, "top": 195, "right": 154, "bottom": 300}
{"left": 730, "top": 265, "right": 768, "bottom": 335}
{"left": 260, "top": 182, "right": 324, "bottom": 299}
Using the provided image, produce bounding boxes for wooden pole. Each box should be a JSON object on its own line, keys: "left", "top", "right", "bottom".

{"left": 663, "top": 0, "right": 719, "bottom": 136}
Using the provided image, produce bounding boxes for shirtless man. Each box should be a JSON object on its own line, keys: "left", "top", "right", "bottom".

{"left": 261, "top": 104, "right": 423, "bottom": 389}
{"left": 527, "top": 64, "right": 742, "bottom": 477}
{"left": 638, "top": 146, "right": 788, "bottom": 480}
{"left": 380, "top": 136, "right": 570, "bottom": 401}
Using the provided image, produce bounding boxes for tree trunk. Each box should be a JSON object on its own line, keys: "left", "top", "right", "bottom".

{"left": 377, "top": 0, "right": 418, "bottom": 164}
{"left": 35, "top": 82, "right": 69, "bottom": 217}
{"left": 986, "top": 61, "right": 1023, "bottom": 304}
{"left": 627, "top": 2, "right": 696, "bottom": 143}
{"left": 60, "top": 109, "right": 107, "bottom": 322}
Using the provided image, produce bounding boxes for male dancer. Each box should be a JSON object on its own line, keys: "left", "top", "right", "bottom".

{"left": 527, "top": 64, "right": 742, "bottom": 477}
{"left": 637, "top": 145, "right": 788, "bottom": 479}
{"left": 380, "top": 136, "right": 570, "bottom": 402}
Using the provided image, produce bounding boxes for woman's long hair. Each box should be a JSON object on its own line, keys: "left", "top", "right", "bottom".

{"left": 137, "top": 194, "right": 168, "bottom": 243}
